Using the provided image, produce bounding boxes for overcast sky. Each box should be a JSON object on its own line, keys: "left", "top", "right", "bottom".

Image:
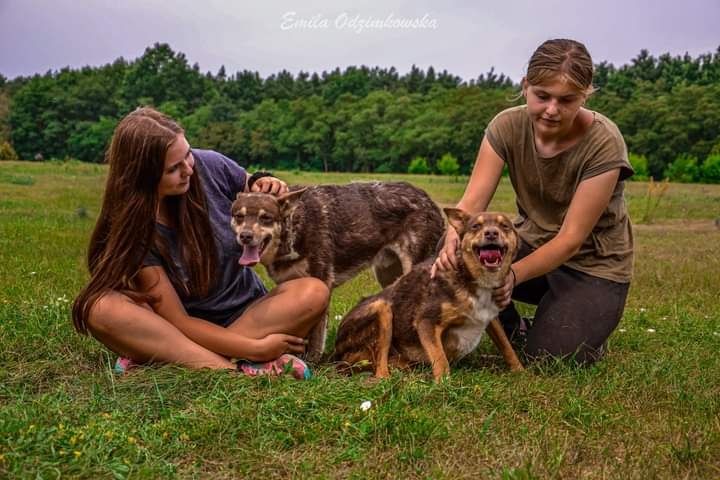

{"left": 1, "top": 0, "right": 718, "bottom": 83}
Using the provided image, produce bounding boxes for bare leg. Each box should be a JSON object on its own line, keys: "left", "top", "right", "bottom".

{"left": 87, "top": 292, "right": 234, "bottom": 370}
{"left": 227, "top": 277, "right": 329, "bottom": 339}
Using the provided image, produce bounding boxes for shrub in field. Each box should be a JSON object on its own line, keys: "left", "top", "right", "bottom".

{"left": 375, "top": 162, "right": 393, "bottom": 173}
{"left": 639, "top": 178, "right": 670, "bottom": 223}
{"left": 436, "top": 153, "right": 460, "bottom": 178}
{"left": 699, "top": 154, "right": 720, "bottom": 184}
{"left": 67, "top": 117, "right": 118, "bottom": 163}
{"left": 0, "top": 140, "right": 18, "bottom": 160}
{"left": 628, "top": 152, "right": 649, "bottom": 181}
{"left": 664, "top": 154, "right": 699, "bottom": 183}
{"left": 408, "top": 156, "right": 430, "bottom": 174}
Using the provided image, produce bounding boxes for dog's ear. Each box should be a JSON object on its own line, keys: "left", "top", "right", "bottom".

{"left": 443, "top": 208, "right": 472, "bottom": 237}
{"left": 277, "top": 188, "right": 307, "bottom": 210}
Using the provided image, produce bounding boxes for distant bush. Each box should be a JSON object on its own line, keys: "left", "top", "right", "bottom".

{"left": 711, "top": 140, "right": 720, "bottom": 155}
{"left": 700, "top": 154, "right": 720, "bottom": 184}
{"left": 0, "top": 141, "right": 18, "bottom": 160}
{"left": 628, "top": 153, "right": 649, "bottom": 181}
{"left": 67, "top": 117, "right": 117, "bottom": 163}
{"left": 436, "top": 153, "right": 460, "bottom": 177}
{"left": 374, "top": 162, "right": 393, "bottom": 174}
{"left": 408, "top": 156, "right": 430, "bottom": 174}
{"left": 664, "top": 154, "right": 699, "bottom": 183}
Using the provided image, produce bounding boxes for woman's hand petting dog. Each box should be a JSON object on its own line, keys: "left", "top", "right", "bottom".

{"left": 251, "top": 176, "right": 288, "bottom": 195}
{"left": 430, "top": 226, "right": 460, "bottom": 277}
{"left": 254, "top": 333, "right": 306, "bottom": 361}
{"left": 492, "top": 268, "right": 516, "bottom": 309}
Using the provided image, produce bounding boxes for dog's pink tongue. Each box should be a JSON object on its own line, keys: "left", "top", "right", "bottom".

{"left": 239, "top": 245, "right": 261, "bottom": 266}
{"left": 480, "top": 249, "right": 502, "bottom": 265}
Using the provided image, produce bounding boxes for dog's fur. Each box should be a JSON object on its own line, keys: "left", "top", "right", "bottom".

{"left": 331, "top": 209, "right": 523, "bottom": 382}
{"left": 230, "top": 181, "right": 444, "bottom": 360}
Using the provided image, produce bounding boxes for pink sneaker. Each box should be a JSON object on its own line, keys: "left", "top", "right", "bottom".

{"left": 237, "top": 354, "right": 312, "bottom": 380}
{"left": 113, "top": 357, "right": 138, "bottom": 375}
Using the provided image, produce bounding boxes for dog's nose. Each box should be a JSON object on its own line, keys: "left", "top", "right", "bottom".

{"left": 239, "top": 231, "right": 253, "bottom": 244}
{"left": 484, "top": 228, "right": 499, "bottom": 242}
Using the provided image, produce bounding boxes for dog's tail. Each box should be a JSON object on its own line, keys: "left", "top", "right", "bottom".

{"left": 388, "top": 183, "right": 446, "bottom": 263}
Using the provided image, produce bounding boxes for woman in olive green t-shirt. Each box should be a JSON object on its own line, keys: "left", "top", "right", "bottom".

{"left": 433, "top": 39, "right": 634, "bottom": 363}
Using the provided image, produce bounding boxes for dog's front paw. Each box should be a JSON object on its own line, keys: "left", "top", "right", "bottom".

{"left": 509, "top": 362, "right": 525, "bottom": 372}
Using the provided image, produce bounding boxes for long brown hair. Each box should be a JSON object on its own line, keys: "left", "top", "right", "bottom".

{"left": 72, "top": 107, "right": 217, "bottom": 334}
{"left": 526, "top": 39, "right": 595, "bottom": 94}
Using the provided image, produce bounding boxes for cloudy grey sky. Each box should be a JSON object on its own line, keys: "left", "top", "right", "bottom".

{"left": 1, "top": 0, "right": 718, "bottom": 83}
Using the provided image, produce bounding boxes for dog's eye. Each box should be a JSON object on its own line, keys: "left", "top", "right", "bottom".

{"left": 470, "top": 223, "right": 481, "bottom": 231}
{"left": 234, "top": 214, "right": 245, "bottom": 223}
{"left": 259, "top": 214, "right": 274, "bottom": 224}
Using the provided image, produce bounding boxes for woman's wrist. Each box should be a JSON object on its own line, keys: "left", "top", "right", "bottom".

{"left": 244, "top": 337, "right": 264, "bottom": 361}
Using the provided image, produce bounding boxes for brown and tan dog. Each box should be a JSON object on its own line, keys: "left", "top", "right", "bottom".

{"left": 331, "top": 209, "right": 523, "bottom": 382}
{"left": 231, "top": 182, "right": 444, "bottom": 361}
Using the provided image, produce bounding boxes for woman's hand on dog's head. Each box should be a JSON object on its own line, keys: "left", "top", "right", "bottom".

{"left": 430, "top": 227, "right": 460, "bottom": 278}
{"left": 252, "top": 176, "right": 288, "bottom": 196}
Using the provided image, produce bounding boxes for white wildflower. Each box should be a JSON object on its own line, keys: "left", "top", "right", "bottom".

{"left": 646, "top": 328, "right": 656, "bottom": 333}
{"left": 334, "top": 315, "right": 343, "bottom": 321}
{"left": 30, "top": 271, "right": 37, "bottom": 275}
{"left": 618, "top": 328, "right": 626, "bottom": 333}
{"left": 639, "top": 308, "right": 647, "bottom": 313}
{"left": 360, "top": 400, "right": 372, "bottom": 412}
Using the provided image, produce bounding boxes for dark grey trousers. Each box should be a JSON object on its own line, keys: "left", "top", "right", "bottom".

{"left": 500, "top": 241, "right": 630, "bottom": 364}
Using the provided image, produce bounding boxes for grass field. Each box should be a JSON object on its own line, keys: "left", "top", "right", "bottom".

{"left": 1, "top": 160, "right": 719, "bottom": 479}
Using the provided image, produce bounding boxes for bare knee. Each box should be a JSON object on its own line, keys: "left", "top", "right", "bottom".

{"left": 86, "top": 292, "right": 147, "bottom": 338}
{"left": 297, "top": 278, "right": 330, "bottom": 314}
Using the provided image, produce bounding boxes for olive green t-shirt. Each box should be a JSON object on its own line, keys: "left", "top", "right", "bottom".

{"left": 485, "top": 105, "right": 634, "bottom": 283}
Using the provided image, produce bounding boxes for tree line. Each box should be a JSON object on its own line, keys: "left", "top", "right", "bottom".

{"left": 1, "top": 43, "right": 719, "bottom": 182}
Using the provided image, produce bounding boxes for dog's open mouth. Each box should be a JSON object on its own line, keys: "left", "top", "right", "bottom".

{"left": 473, "top": 244, "right": 506, "bottom": 269}
{"left": 238, "top": 237, "right": 270, "bottom": 267}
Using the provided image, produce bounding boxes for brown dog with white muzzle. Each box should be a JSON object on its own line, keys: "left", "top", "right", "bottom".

{"left": 332, "top": 209, "right": 523, "bottom": 382}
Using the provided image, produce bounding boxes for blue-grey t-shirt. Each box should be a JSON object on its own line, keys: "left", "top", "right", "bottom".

{"left": 143, "top": 149, "right": 267, "bottom": 326}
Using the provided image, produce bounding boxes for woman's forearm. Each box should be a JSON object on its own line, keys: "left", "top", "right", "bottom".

{"left": 513, "top": 169, "right": 621, "bottom": 284}
{"left": 512, "top": 233, "right": 581, "bottom": 284}
{"left": 170, "top": 315, "right": 260, "bottom": 360}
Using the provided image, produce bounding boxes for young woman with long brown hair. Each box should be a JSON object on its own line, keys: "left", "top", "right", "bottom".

{"left": 72, "top": 107, "right": 328, "bottom": 378}
{"left": 433, "top": 39, "right": 634, "bottom": 364}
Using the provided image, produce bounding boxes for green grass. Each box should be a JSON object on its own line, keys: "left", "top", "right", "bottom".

{"left": 1, "top": 160, "right": 719, "bottom": 479}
